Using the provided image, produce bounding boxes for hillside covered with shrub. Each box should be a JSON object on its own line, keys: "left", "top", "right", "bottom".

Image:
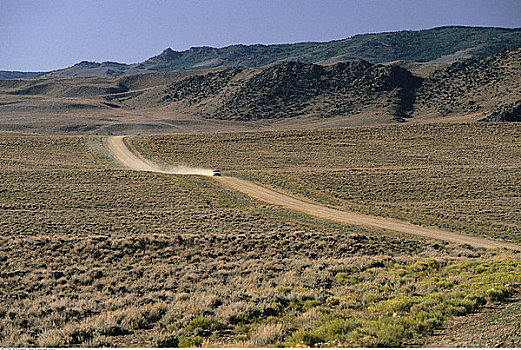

{"left": 2, "top": 26, "right": 520, "bottom": 79}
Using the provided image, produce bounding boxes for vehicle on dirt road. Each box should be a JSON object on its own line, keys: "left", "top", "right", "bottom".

{"left": 212, "top": 170, "right": 222, "bottom": 176}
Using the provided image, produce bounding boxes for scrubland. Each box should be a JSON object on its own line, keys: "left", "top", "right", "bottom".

{"left": 1, "top": 127, "right": 520, "bottom": 347}
{"left": 135, "top": 122, "right": 521, "bottom": 244}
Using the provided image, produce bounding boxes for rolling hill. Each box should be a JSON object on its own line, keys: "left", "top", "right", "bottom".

{"left": 1, "top": 26, "right": 520, "bottom": 79}
{"left": 0, "top": 47, "right": 519, "bottom": 134}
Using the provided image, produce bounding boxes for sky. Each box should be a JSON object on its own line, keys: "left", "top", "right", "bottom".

{"left": 1, "top": 0, "right": 520, "bottom": 71}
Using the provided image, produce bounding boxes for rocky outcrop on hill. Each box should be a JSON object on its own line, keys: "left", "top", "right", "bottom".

{"left": 158, "top": 47, "right": 520, "bottom": 123}
{"left": 161, "top": 67, "right": 246, "bottom": 105}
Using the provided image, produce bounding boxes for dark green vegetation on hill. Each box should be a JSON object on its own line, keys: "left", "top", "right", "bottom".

{"left": 144, "top": 26, "right": 521, "bottom": 71}
{"left": 1, "top": 26, "right": 520, "bottom": 79}
{"left": 1, "top": 131, "right": 520, "bottom": 347}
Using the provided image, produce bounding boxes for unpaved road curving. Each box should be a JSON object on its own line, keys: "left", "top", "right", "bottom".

{"left": 105, "top": 135, "right": 213, "bottom": 175}
{"left": 104, "top": 135, "right": 521, "bottom": 250}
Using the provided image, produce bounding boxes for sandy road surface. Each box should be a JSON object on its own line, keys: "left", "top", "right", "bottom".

{"left": 104, "top": 136, "right": 521, "bottom": 250}
{"left": 105, "top": 135, "right": 213, "bottom": 175}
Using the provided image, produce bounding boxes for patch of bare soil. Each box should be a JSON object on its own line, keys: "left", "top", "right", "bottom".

{"left": 409, "top": 295, "right": 521, "bottom": 347}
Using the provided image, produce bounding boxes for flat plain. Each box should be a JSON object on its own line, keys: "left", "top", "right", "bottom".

{"left": 135, "top": 122, "right": 521, "bottom": 244}
{"left": 0, "top": 132, "right": 430, "bottom": 347}
{"left": 1, "top": 123, "right": 521, "bottom": 347}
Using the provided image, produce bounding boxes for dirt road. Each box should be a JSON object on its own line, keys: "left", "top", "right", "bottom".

{"left": 104, "top": 135, "right": 521, "bottom": 250}
{"left": 105, "top": 135, "right": 213, "bottom": 175}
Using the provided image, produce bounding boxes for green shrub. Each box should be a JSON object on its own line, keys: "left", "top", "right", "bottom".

{"left": 288, "top": 329, "right": 324, "bottom": 347}
{"left": 185, "top": 317, "right": 226, "bottom": 335}
{"left": 463, "top": 293, "right": 486, "bottom": 309}
{"left": 336, "top": 272, "right": 350, "bottom": 283}
{"left": 414, "top": 310, "right": 444, "bottom": 332}
{"left": 289, "top": 318, "right": 361, "bottom": 347}
{"left": 152, "top": 334, "right": 179, "bottom": 348}
{"left": 446, "top": 295, "right": 481, "bottom": 314}
{"left": 369, "top": 318, "right": 415, "bottom": 347}
{"left": 179, "top": 336, "right": 202, "bottom": 348}
{"left": 374, "top": 295, "right": 418, "bottom": 315}
{"left": 164, "top": 323, "right": 180, "bottom": 334}
{"left": 410, "top": 299, "right": 440, "bottom": 314}
{"left": 302, "top": 300, "right": 321, "bottom": 311}
{"left": 484, "top": 287, "right": 510, "bottom": 302}
{"left": 412, "top": 259, "right": 443, "bottom": 272}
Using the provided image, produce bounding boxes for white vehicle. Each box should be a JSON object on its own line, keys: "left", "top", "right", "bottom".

{"left": 212, "top": 170, "right": 222, "bottom": 176}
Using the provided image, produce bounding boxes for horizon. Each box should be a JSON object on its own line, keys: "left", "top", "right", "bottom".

{"left": 12, "top": 24, "right": 521, "bottom": 73}
{"left": 2, "top": 0, "right": 521, "bottom": 71}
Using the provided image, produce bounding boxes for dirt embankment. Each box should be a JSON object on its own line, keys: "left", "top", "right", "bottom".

{"left": 104, "top": 135, "right": 521, "bottom": 250}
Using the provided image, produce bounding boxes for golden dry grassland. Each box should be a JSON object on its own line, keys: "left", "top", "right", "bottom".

{"left": 0, "top": 128, "right": 520, "bottom": 347}
{"left": 135, "top": 122, "right": 521, "bottom": 244}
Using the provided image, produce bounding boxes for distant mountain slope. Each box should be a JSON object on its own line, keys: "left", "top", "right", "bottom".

{"left": 0, "top": 47, "right": 519, "bottom": 134}
{"left": 141, "top": 26, "right": 521, "bottom": 71}
{"left": 1, "top": 26, "right": 520, "bottom": 79}
{"left": 0, "top": 71, "right": 45, "bottom": 79}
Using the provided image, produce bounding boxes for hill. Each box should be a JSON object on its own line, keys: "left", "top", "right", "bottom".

{"left": 1, "top": 26, "right": 520, "bottom": 79}
{"left": 160, "top": 60, "right": 422, "bottom": 122}
{"left": 0, "top": 71, "right": 45, "bottom": 79}
{"left": 414, "top": 47, "right": 521, "bottom": 120}
{"left": 139, "top": 26, "right": 521, "bottom": 70}
{"left": 0, "top": 48, "right": 519, "bottom": 134}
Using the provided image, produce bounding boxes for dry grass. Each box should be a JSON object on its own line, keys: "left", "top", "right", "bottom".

{"left": 1, "top": 130, "right": 520, "bottom": 347}
{"left": 0, "top": 132, "right": 426, "bottom": 346}
{"left": 135, "top": 122, "right": 521, "bottom": 243}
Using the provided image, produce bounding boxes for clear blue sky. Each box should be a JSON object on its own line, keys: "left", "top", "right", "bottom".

{"left": 1, "top": 0, "right": 520, "bottom": 71}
